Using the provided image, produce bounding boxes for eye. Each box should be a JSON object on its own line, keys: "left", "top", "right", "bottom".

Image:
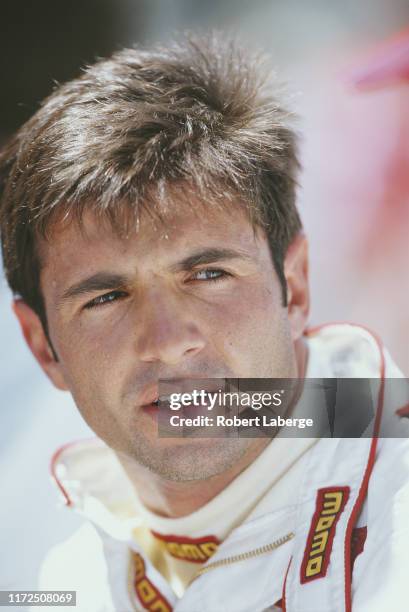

{"left": 84, "top": 290, "right": 128, "bottom": 310}
{"left": 191, "top": 269, "right": 230, "bottom": 282}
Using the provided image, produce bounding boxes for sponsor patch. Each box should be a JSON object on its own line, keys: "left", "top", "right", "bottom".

{"left": 301, "top": 487, "right": 350, "bottom": 583}
{"left": 133, "top": 552, "right": 172, "bottom": 611}
{"left": 151, "top": 532, "right": 220, "bottom": 564}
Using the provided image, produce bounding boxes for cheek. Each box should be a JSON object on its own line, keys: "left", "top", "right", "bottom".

{"left": 211, "top": 283, "right": 291, "bottom": 374}
{"left": 57, "top": 346, "right": 124, "bottom": 444}
{"left": 55, "top": 307, "right": 133, "bottom": 363}
{"left": 51, "top": 316, "right": 128, "bottom": 410}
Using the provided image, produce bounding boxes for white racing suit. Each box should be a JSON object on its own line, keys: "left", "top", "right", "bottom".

{"left": 37, "top": 324, "right": 409, "bottom": 612}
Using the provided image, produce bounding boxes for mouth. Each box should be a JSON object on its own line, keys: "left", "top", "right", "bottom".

{"left": 139, "top": 383, "right": 229, "bottom": 417}
{"left": 138, "top": 376, "right": 234, "bottom": 418}
{"left": 141, "top": 397, "right": 160, "bottom": 416}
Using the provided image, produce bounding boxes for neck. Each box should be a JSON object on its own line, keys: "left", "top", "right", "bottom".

{"left": 118, "top": 336, "right": 309, "bottom": 518}
{"left": 117, "top": 438, "right": 270, "bottom": 518}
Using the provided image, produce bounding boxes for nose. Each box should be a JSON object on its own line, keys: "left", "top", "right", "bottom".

{"left": 135, "top": 290, "right": 206, "bottom": 365}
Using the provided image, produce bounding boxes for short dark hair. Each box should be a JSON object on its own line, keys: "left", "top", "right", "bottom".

{"left": 0, "top": 34, "right": 301, "bottom": 328}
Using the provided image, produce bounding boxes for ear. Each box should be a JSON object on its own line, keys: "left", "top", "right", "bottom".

{"left": 284, "top": 234, "right": 310, "bottom": 341}
{"left": 12, "top": 299, "right": 69, "bottom": 391}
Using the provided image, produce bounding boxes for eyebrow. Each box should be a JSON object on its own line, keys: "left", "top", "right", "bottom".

{"left": 170, "top": 247, "right": 253, "bottom": 272}
{"left": 57, "top": 248, "right": 252, "bottom": 306}
{"left": 58, "top": 272, "right": 130, "bottom": 305}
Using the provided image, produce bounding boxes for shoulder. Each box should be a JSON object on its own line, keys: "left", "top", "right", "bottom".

{"left": 38, "top": 523, "right": 115, "bottom": 612}
{"left": 305, "top": 322, "right": 395, "bottom": 378}
{"left": 368, "top": 436, "right": 409, "bottom": 509}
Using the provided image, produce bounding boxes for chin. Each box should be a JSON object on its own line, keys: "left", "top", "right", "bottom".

{"left": 128, "top": 436, "right": 252, "bottom": 482}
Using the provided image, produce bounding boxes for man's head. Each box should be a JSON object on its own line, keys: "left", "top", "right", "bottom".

{"left": 0, "top": 35, "right": 309, "bottom": 481}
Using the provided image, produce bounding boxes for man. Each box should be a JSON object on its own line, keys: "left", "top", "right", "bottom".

{"left": 0, "top": 36, "right": 408, "bottom": 612}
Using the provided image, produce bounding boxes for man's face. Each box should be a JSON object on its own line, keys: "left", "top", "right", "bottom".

{"left": 20, "top": 199, "right": 308, "bottom": 480}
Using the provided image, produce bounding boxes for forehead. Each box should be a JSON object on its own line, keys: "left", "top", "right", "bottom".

{"left": 38, "top": 197, "right": 267, "bottom": 278}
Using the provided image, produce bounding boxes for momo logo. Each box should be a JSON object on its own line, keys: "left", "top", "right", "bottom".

{"left": 152, "top": 532, "right": 220, "bottom": 563}
{"left": 301, "top": 487, "right": 350, "bottom": 583}
{"left": 133, "top": 552, "right": 172, "bottom": 612}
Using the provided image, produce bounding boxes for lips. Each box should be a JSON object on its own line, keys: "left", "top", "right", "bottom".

{"left": 138, "top": 383, "right": 159, "bottom": 408}
{"left": 142, "top": 401, "right": 160, "bottom": 418}
{"left": 142, "top": 398, "right": 159, "bottom": 408}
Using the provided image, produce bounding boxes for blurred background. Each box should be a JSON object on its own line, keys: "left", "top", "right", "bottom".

{"left": 1, "top": 0, "right": 409, "bottom": 601}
